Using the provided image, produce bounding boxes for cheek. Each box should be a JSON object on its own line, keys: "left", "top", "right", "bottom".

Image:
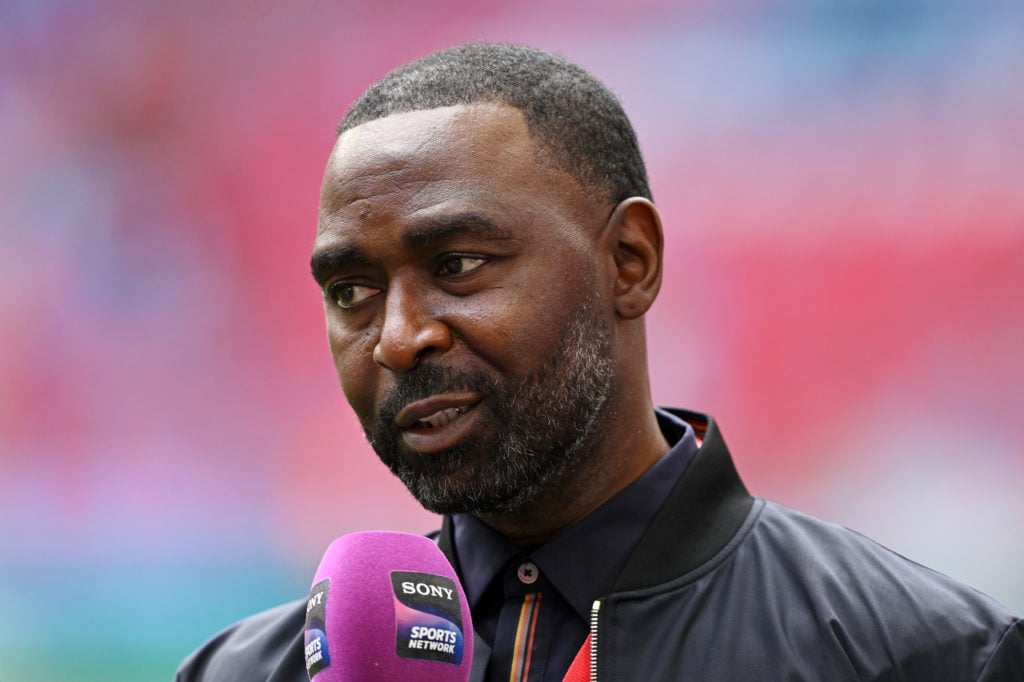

{"left": 326, "top": 319, "right": 378, "bottom": 416}
{"left": 453, "top": 263, "right": 598, "bottom": 371}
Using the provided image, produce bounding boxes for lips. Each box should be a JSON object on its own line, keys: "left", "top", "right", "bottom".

{"left": 393, "top": 394, "right": 481, "bottom": 453}
{"left": 415, "top": 406, "right": 467, "bottom": 428}
{"left": 395, "top": 393, "right": 479, "bottom": 428}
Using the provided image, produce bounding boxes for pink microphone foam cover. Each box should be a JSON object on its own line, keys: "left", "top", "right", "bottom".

{"left": 304, "top": 531, "right": 474, "bottom": 681}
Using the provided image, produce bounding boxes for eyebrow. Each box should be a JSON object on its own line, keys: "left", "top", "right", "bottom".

{"left": 310, "top": 212, "right": 516, "bottom": 286}
{"left": 310, "top": 244, "right": 366, "bottom": 286}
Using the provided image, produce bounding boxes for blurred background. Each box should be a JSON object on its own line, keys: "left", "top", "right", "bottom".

{"left": 1, "top": 1, "right": 1022, "bottom": 679}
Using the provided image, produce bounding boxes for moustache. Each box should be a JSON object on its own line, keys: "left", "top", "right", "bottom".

{"left": 375, "top": 364, "right": 494, "bottom": 425}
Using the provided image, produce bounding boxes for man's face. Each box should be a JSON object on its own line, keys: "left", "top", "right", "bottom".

{"left": 313, "top": 103, "right": 617, "bottom": 515}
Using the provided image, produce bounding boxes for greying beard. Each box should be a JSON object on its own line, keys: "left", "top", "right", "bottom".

{"left": 365, "top": 304, "right": 614, "bottom": 515}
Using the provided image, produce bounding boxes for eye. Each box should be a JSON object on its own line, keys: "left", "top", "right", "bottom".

{"left": 437, "top": 255, "right": 487, "bottom": 276}
{"left": 326, "top": 282, "right": 381, "bottom": 309}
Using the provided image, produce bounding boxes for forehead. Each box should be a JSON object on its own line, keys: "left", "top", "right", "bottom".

{"left": 317, "top": 103, "right": 597, "bottom": 237}
{"left": 326, "top": 103, "right": 533, "bottom": 188}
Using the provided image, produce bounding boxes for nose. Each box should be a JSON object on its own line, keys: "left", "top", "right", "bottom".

{"left": 372, "top": 284, "right": 452, "bottom": 372}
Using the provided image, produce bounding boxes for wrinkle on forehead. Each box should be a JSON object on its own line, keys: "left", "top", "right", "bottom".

{"left": 319, "top": 161, "right": 413, "bottom": 217}
{"left": 326, "top": 103, "right": 532, "bottom": 177}
{"left": 317, "top": 102, "right": 603, "bottom": 238}
{"left": 319, "top": 105, "right": 531, "bottom": 220}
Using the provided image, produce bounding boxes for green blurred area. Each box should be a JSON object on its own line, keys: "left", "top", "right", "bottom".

{"left": 0, "top": 558, "right": 302, "bottom": 682}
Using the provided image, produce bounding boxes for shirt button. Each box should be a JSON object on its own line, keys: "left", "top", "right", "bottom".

{"left": 517, "top": 561, "right": 540, "bottom": 585}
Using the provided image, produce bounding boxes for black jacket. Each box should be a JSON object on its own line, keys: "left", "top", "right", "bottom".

{"left": 177, "top": 409, "right": 1023, "bottom": 680}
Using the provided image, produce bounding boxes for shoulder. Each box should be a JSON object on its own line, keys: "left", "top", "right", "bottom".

{"left": 748, "top": 501, "right": 1008, "bottom": 611}
{"left": 175, "top": 599, "right": 307, "bottom": 682}
{"left": 740, "top": 501, "right": 1022, "bottom": 678}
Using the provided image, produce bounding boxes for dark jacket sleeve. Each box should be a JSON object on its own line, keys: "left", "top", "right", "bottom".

{"left": 175, "top": 599, "right": 308, "bottom": 682}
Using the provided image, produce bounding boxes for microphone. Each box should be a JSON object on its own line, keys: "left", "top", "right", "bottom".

{"left": 303, "top": 531, "right": 474, "bottom": 681}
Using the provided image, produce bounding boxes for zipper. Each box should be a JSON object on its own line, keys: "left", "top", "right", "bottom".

{"left": 589, "top": 599, "right": 601, "bottom": 682}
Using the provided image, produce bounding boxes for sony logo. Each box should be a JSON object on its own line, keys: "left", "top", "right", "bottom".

{"left": 400, "top": 581, "right": 455, "bottom": 600}
{"left": 306, "top": 590, "right": 325, "bottom": 613}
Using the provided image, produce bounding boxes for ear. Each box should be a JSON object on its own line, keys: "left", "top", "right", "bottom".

{"left": 603, "top": 198, "right": 664, "bottom": 320}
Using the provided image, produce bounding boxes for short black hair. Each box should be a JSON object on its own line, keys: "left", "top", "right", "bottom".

{"left": 339, "top": 43, "right": 651, "bottom": 204}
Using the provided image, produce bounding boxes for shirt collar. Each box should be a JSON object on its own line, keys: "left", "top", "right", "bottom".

{"left": 452, "top": 407, "right": 699, "bottom": 621}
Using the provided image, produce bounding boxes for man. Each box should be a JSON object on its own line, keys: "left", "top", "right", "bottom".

{"left": 178, "top": 43, "right": 1023, "bottom": 680}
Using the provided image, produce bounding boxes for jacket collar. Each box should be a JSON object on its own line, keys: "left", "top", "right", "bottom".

{"left": 612, "top": 408, "right": 753, "bottom": 592}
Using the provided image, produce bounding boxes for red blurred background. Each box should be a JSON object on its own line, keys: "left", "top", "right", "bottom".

{"left": 1, "top": 2, "right": 1021, "bottom": 680}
